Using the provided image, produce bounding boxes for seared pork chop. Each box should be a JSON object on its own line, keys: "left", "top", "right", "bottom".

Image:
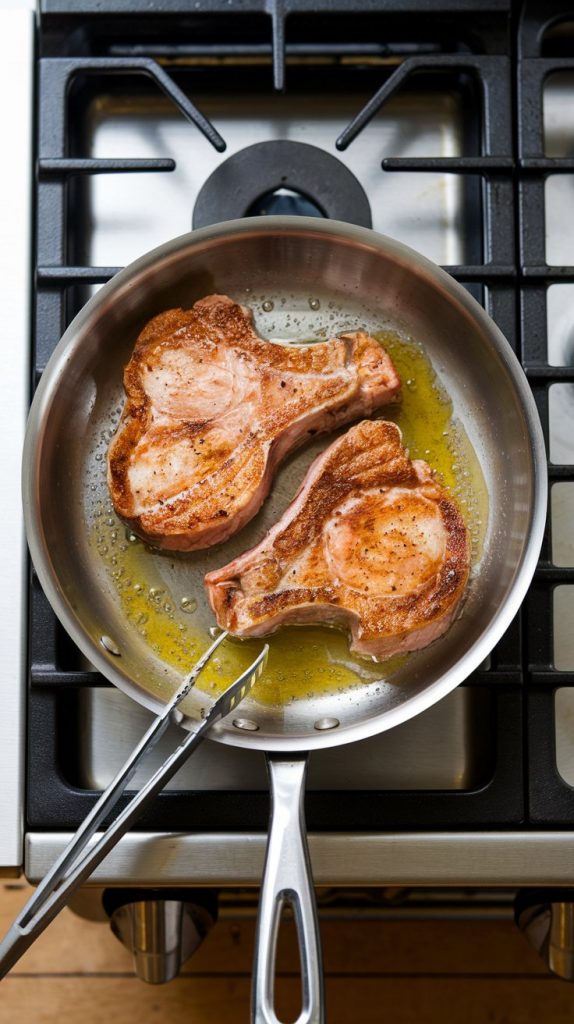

{"left": 108, "top": 295, "right": 400, "bottom": 551}
{"left": 205, "top": 420, "right": 470, "bottom": 658}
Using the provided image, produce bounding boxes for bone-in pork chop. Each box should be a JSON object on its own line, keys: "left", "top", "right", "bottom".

{"left": 205, "top": 420, "right": 470, "bottom": 658}
{"left": 108, "top": 295, "right": 400, "bottom": 551}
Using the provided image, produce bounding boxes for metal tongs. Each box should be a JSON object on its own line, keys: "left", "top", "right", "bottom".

{"left": 0, "top": 631, "right": 268, "bottom": 978}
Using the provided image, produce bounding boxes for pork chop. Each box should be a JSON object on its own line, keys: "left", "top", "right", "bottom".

{"left": 107, "top": 295, "right": 400, "bottom": 551}
{"left": 205, "top": 419, "right": 470, "bottom": 659}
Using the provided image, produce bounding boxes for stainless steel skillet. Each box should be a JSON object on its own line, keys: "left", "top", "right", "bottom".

{"left": 22, "top": 218, "right": 546, "bottom": 1022}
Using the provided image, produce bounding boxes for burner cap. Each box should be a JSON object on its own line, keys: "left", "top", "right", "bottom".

{"left": 193, "top": 140, "right": 372, "bottom": 229}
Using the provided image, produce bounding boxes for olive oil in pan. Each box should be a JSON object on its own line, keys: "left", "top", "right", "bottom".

{"left": 375, "top": 330, "right": 489, "bottom": 563}
{"left": 90, "top": 512, "right": 392, "bottom": 703}
{"left": 89, "top": 331, "right": 488, "bottom": 706}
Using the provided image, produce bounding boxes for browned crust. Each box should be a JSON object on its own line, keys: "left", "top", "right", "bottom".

{"left": 205, "top": 419, "right": 471, "bottom": 656}
{"left": 107, "top": 295, "right": 401, "bottom": 550}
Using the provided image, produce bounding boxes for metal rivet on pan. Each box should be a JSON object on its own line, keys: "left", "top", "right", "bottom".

{"left": 100, "top": 635, "right": 121, "bottom": 656}
{"left": 233, "top": 718, "right": 260, "bottom": 732}
{"left": 314, "top": 717, "right": 340, "bottom": 731}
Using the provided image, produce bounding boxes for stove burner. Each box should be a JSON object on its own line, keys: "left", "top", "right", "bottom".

{"left": 192, "top": 140, "right": 372, "bottom": 229}
{"left": 247, "top": 187, "right": 325, "bottom": 219}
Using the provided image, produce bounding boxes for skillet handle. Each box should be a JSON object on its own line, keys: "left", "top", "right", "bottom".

{"left": 252, "top": 753, "right": 324, "bottom": 1024}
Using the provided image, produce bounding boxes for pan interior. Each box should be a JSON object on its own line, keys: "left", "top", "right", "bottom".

{"left": 26, "top": 222, "right": 542, "bottom": 750}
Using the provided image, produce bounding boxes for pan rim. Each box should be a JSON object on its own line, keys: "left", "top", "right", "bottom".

{"left": 22, "top": 216, "right": 548, "bottom": 751}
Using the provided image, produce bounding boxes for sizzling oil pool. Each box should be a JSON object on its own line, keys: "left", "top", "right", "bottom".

{"left": 88, "top": 328, "right": 488, "bottom": 706}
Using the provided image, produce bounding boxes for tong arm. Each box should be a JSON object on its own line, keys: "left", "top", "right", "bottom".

{"left": 0, "top": 636, "right": 268, "bottom": 979}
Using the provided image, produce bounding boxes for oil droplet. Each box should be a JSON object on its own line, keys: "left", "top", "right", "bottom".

{"left": 308, "top": 298, "right": 321, "bottom": 310}
{"left": 149, "top": 587, "right": 164, "bottom": 602}
{"left": 262, "top": 300, "right": 274, "bottom": 312}
{"left": 136, "top": 612, "right": 149, "bottom": 626}
{"left": 180, "top": 596, "right": 198, "bottom": 613}
{"left": 126, "top": 530, "right": 139, "bottom": 544}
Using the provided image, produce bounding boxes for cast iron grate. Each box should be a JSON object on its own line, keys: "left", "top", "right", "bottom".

{"left": 516, "top": 0, "right": 574, "bottom": 824}
{"left": 28, "top": 0, "right": 535, "bottom": 831}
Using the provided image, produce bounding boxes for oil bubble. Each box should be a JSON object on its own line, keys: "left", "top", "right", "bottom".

{"left": 262, "top": 300, "right": 274, "bottom": 312}
{"left": 308, "top": 298, "right": 320, "bottom": 310}
{"left": 180, "top": 596, "right": 197, "bottom": 614}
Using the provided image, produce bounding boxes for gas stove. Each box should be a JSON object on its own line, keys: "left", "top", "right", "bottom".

{"left": 4, "top": 0, "right": 574, "bottom": 971}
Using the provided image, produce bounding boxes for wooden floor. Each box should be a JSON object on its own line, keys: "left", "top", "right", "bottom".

{"left": 2, "top": 883, "right": 574, "bottom": 1022}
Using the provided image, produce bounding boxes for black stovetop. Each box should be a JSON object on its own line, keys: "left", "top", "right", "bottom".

{"left": 27, "top": 0, "right": 574, "bottom": 833}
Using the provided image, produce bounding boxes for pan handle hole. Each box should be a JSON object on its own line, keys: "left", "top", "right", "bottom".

{"left": 271, "top": 900, "right": 304, "bottom": 1024}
